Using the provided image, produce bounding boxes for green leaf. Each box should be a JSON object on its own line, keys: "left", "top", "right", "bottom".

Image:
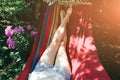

{"left": 2, "top": 46, "right": 8, "bottom": 50}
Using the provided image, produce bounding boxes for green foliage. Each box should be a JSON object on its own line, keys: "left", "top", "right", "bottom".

{"left": 0, "top": 0, "right": 31, "bottom": 26}
{"left": 0, "top": 0, "right": 37, "bottom": 80}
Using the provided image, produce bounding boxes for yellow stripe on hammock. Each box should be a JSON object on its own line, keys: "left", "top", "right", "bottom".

{"left": 47, "top": 5, "right": 60, "bottom": 46}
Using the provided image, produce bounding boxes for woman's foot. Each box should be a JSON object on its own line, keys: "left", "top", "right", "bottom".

{"left": 62, "top": 7, "right": 72, "bottom": 24}
{"left": 66, "top": 7, "right": 72, "bottom": 16}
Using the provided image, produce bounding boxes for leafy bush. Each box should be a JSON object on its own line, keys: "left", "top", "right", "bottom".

{"left": 0, "top": 0, "right": 31, "bottom": 26}
{"left": 0, "top": 0, "right": 38, "bottom": 80}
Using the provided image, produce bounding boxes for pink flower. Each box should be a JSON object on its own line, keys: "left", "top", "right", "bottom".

{"left": 13, "top": 26, "right": 24, "bottom": 34}
{"left": 27, "top": 25, "right": 32, "bottom": 31}
{"left": 19, "top": 26, "right": 25, "bottom": 33}
{"left": 13, "top": 27, "right": 20, "bottom": 34}
{"left": 30, "top": 31, "right": 37, "bottom": 36}
{"left": 6, "top": 37, "right": 16, "bottom": 49}
{"left": 5, "top": 25, "right": 13, "bottom": 37}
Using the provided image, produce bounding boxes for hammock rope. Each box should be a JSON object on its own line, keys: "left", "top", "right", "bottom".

{"left": 43, "top": 0, "right": 92, "bottom": 6}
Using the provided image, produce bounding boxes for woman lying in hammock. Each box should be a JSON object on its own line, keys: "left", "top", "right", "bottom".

{"left": 28, "top": 7, "right": 72, "bottom": 80}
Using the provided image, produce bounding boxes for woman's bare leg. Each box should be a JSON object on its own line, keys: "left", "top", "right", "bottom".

{"left": 60, "top": 10, "right": 65, "bottom": 23}
{"left": 55, "top": 28, "right": 71, "bottom": 73}
{"left": 39, "top": 8, "right": 72, "bottom": 66}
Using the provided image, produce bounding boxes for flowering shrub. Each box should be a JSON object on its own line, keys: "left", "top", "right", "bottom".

{"left": 0, "top": 24, "right": 37, "bottom": 80}
{"left": 0, "top": 0, "right": 41, "bottom": 80}
{"left": 5, "top": 25, "right": 37, "bottom": 50}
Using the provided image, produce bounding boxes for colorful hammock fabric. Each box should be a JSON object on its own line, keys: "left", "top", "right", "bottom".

{"left": 17, "top": 4, "right": 111, "bottom": 80}
{"left": 30, "top": 5, "right": 53, "bottom": 72}
{"left": 17, "top": 4, "right": 51, "bottom": 80}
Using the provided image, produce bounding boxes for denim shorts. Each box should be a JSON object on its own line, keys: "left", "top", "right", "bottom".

{"left": 30, "top": 62, "right": 71, "bottom": 80}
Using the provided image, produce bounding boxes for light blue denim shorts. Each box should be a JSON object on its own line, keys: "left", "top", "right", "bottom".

{"left": 32, "top": 62, "right": 71, "bottom": 80}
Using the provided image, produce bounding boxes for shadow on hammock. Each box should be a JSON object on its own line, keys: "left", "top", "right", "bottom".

{"left": 66, "top": 7, "right": 111, "bottom": 80}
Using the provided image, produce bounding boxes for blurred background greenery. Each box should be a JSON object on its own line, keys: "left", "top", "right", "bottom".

{"left": 0, "top": 0, "right": 120, "bottom": 80}
{"left": 92, "top": 0, "right": 120, "bottom": 80}
{"left": 0, "top": 0, "right": 43, "bottom": 80}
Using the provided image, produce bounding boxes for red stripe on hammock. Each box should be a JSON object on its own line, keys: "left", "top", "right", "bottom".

{"left": 38, "top": 5, "right": 55, "bottom": 60}
{"left": 16, "top": 5, "right": 47, "bottom": 80}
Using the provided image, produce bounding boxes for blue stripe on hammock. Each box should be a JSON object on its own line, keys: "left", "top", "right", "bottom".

{"left": 29, "top": 5, "right": 51, "bottom": 74}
